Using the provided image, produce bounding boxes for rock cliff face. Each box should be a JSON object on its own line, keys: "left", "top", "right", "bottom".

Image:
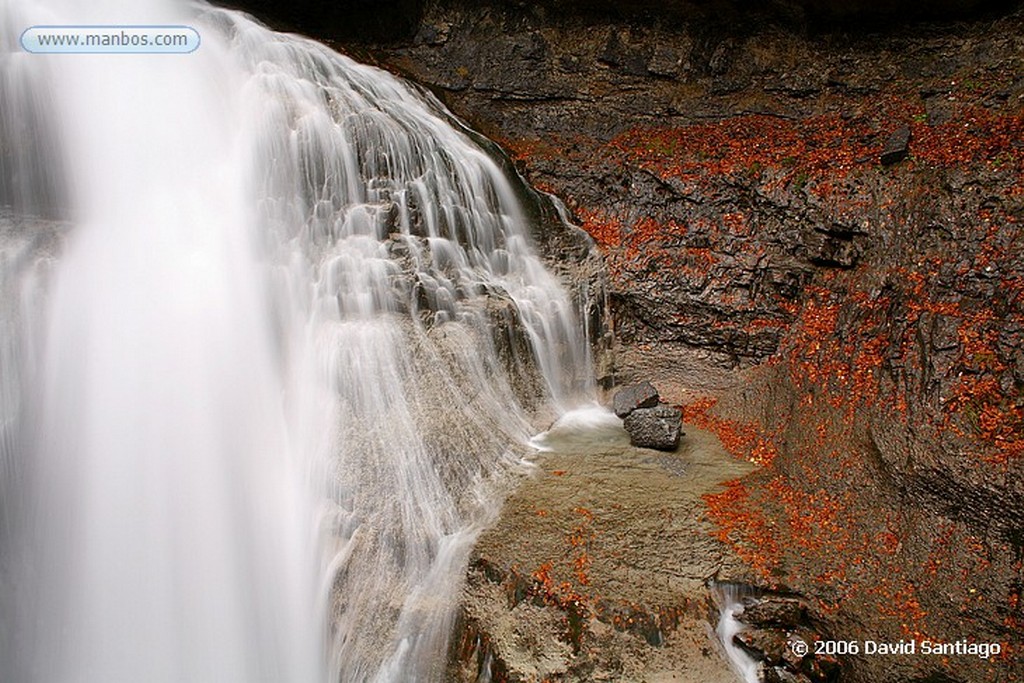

{"left": 361, "top": 4, "right": 1024, "bottom": 681}
{"left": 228, "top": 1, "right": 1024, "bottom": 680}
{"left": 225, "top": 0, "right": 1020, "bottom": 41}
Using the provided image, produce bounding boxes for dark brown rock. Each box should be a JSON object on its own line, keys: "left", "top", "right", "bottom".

{"left": 880, "top": 125, "right": 912, "bottom": 165}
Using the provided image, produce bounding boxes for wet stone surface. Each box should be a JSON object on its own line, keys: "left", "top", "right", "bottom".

{"left": 613, "top": 381, "right": 661, "bottom": 418}
{"left": 624, "top": 405, "right": 684, "bottom": 451}
{"left": 448, "top": 416, "right": 756, "bottom": 682}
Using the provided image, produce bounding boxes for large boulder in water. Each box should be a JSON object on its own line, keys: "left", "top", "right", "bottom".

{"left": 612, "top": 381, "right": 660, "bottom": 418}
{"left": 623, "top": 405, "right": 683, "bottom": 451}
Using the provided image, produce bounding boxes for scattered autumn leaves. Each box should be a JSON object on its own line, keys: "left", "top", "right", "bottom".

{"left": 500, "top": 90, "right": 1024, "bottom": 673}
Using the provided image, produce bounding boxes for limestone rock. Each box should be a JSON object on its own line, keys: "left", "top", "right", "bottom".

{"left": 623, "top": 405, "right": 683, "bottom": 450}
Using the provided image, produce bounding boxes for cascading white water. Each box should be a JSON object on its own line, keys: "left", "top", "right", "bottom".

{"left": 0, "top": 1, "right": 593, "bottom": 682}
{"left": 714, "top": 584, "right": 763, "bottom": 683}
{"left": 3, "top": 2, "right": 326, "bottom": 681}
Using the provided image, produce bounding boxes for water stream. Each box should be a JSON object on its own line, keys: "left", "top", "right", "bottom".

{"left": 714, "top": 584, "right": 763, "bottom": 683}
{"left": 0, "top": 1, "right": 592, "bottom": 681}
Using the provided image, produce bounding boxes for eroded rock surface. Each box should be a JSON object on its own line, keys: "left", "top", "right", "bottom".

{"left": 448, "top": 423, "right": 754, "bottom": 682}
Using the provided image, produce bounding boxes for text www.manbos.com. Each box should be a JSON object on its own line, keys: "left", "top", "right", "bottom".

{"left": 21, "top": 26, "right": 201, "bottom": 54}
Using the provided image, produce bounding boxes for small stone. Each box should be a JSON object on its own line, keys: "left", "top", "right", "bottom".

{"left": 612, "top": 381, "right": 660, "bottom": 418}
{"left": 623, "top": 405, "right": 683, "bottom": 451}
{"left": 880, "top": 125, "right": 911, "bottom": 165}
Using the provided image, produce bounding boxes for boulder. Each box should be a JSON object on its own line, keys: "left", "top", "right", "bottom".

{"left": 623, "top": 405, "right": 683, "bottom": 450}
{"left": 612, "top": 381, "right": 660, "bottom": 418}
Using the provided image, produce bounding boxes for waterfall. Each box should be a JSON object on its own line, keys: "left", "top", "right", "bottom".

{"left": 0, "top": 1, "right": 592, "bottom": 681}
{"left": 713, "top": 584, "right": 762, "bottom": 683}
